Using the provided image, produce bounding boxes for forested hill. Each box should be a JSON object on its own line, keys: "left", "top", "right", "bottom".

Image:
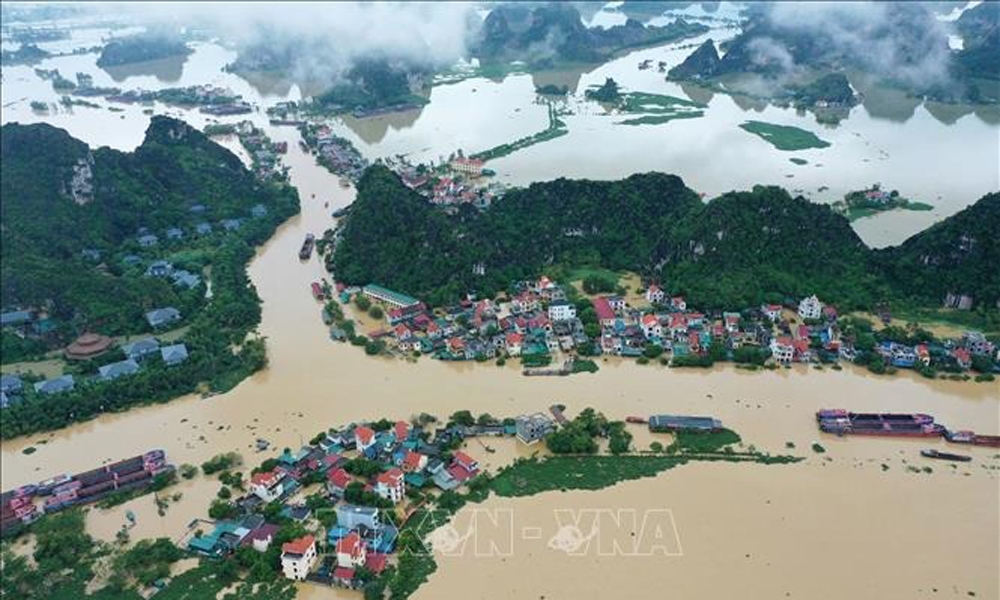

{"left": 332, "top": 166, "right": 700, "bottom": 305}
{"left": 332, "top": 167, "right": 1000, "bottom": 311}
{"left": 473, "top": 3, "right": 708, "bottom": 67}
{"left": 665, "top": 186, "right": 877, "bottom": 309}
{"left": 1, "top": 116, "right": 297, "bottom": 334}
{"left": 876, "top": 193, "right": 1000, "bottom": 310}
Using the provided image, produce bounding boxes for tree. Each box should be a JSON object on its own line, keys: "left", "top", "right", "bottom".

{"left": 449, "top": 410, "right": 475, "bottom": 427}
{"left": 369, "top": 305, "right": 384, "bottom": 320}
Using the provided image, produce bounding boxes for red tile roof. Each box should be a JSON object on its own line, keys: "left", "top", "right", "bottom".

{"left": 365, "top": 552, "right": 388, "bottom": 574}
{"left": 327, "top": 467, "right": 351, "bottom": 488}
{"left": 377, "top": 468, "right": 404, "bottom": 486}
{"left": 333, "top": 567, "right": 355, "bottom": 581}
{"left": 282, "top": 534, "right": 315, "bottom": 556}
{"left": 250, "top": 470, "right": 279, "bottom": 487}
{"left": 505, "top": 332, "right": 523, "bottom": 345}
{"left": 453, "top": 451, "right": 477, "bottom": 471}
{"left": 592, "top": 297, "right": 615, "bottom": 321}
{"left": 403, "top": 451, "right": 425, "bottom": 471}
{"left": 355, "top": 426, "right": 375, "bottom": 445}
{"left": 394, "top": 420, "right": 410, "bottom": 440}
{"left": 337, "top": 532, "right": 362, "bottom": 556}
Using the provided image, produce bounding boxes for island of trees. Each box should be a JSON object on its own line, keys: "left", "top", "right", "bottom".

{"left": 96, "top": 31, "right": 191, "bottom": 68}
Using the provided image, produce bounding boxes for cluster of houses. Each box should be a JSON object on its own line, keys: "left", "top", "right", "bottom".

{"left": 343, "top": 279, "right": 589, "bottom": 361}
{"left": 234, "top": 120, "right": 288, "bottom": 180}
{"left": 333, "top": 278, "right": 999, "bottom": 374}
{"left": 300, "top": 124, "right": 369, "bottom": 182}
{"left": 380, "top": 153, "right": 501, "bottom": 213}
{"left": 0, "top": 333, "right": 190, "bottom": 408}
{"left": 130, "top": 200, "right": 268, "bottom": 249}
{"left": 186, "top": 416, "right": 505, "bottom": 589}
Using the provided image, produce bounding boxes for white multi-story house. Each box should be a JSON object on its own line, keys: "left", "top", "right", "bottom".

{"left": 355, "top": 425, "right": 376, "bottom": 453}
{"left": 641, "top": 314, "right": 662, "bottom": 339}
{"left": 645, "top": 284, "right": 665, "bottom": 304}
{"left": 249, "top": 470, "right": 284, "bottom": 503}
{"left": 761, "top": 304, "right": 782, "bottom": 322}
{"left": 548, "top": 300, "right": 577, "bottom": 322}
{"left": 375, "top": 468, "right": 405, "bottom": 503}
{"left": 281, "top": 534, "right": 317, "bottom": 580}
{"left": 798, "top": 295, "right": 823, "bottom": 320}
{"left": 770, "top": 336, "right": 795, "bottom": 364}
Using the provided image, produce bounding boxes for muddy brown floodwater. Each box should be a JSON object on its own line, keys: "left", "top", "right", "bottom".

{"left": 1, "top": 122, "right": 997, "bottom": 599}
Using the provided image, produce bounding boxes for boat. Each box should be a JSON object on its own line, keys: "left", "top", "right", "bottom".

{"left": 816, "top": 410, "right": 944, "bottom": 438}
{"left": 299, "top": 233, "right": 315, "bottom": 260}
{"left": 944, "top": 430, "right": 1000, "bottom": 447}
{"left": 625, "top": 416, "right": 647, "bottom": 424}
{"left": 311, "top": 282, "right": 325, "bottom": 301}
{"left": 339, "top": 177, "right": 351, "bottom": 188}
{"left": 973, "top": 434, "right": 1000, "bottom": 448}
{"left": 920, "top": 449, "right": 972, "bottom": 462}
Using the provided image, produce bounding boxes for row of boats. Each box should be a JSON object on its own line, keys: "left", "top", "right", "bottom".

{"left": 816, "top": 409, "right": 999, "bottom": 461}
{"left": 1, "top": 450, "right": 173, "bottom": 534}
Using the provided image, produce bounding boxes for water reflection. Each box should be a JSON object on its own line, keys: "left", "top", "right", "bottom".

{"left": 101, "top": 53, "right": 188, "bottom": 83}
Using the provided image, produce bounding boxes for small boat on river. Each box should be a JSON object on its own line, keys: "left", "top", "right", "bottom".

{"left": 920, "top": 449, "right": 972, "bottom": 462}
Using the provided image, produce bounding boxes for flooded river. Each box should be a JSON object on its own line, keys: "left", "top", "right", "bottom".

{"left": 2, "top": 13, "right": 999, "bottom": 599}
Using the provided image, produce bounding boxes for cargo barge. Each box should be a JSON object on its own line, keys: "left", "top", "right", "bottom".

{"left": 1, "top": 450, "right": 172, "bottom": 535}
{"left": 816, "top": 409, "right": 944, "bottom": 437}
{"left": 944, "top": 430, "right": 1000, "bottom": 448}
{"left": 299, "top": 233, "right": 315, "bottom": 260}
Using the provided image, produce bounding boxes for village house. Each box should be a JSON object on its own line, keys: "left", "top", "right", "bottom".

{"left": 249, "top": 470, "right": 285, "bottom": 502}
{"left": 548, "top": 299, "right": 576, "bottom": 322}
{"left": 951, "top": 347, "right": 972, "bottom": 370}
{"left": 671, "top": 296, "right": 687, "bottom": 311}
{"left": 161, "top": 343, "right": 189, "bottom": 366}
{"left": 761, "top": 304, "right": 782, "bottom": 322}
{"left": 592, "top": 297, "right": 616, "bottom": 328}
{"left": 375, "top": 468, "right": 405, "bottom": 503}
{"left": 798, "top": 295, "right": 823, "bottom": 320}
{"left": 123, "top": 337, "right": 160, "bottom": 362}
{"left": 98, "top": 359, "right": 140, "bottom": 382}
{"left": 336, "top": 531, "right": 367, "bottom": 569}
{"left": 450, "top": 156, "right": 484, "bottom": 177}
{"left": 326, "top": 467, "right": 351, "bottom": 497}
{"left": 242, "top": 523, "right": 280, "bottom": 553}
{"left": 34, "top": 375, "right": 74, "bottom": 395}
{"left": 641, "top": 313, "right": 663, "bottom": 339}
{"left": 515, "top": 413, "right": 554, "bottom": 444}
{"left": 645, "top": 284, "right": 665, "bottom": 304}
{"left": 362, "top": 284, "right": 421, "bottom": 310}
{"left": 145, "top": 260, "right": 173, "bottom": 278}
{"left": 355, "top": 425, "right": 376, "bottom": 454}
{"left": 336, "top": 504, "right": 380, "bottom": 531}
{"left": 770, "top": 336, "right": 795, "bottom": 364}
{"left": 505, "top": 332, "right": 523, "bottom": 357}
{"left": 145, "top": 307, "right": 181, "bottom": 329}
{"left": 963, "top": 331, "right": 994, "bottom": 356}
{"left": 281, "top": 534, "right": 317, "bottom": 580}
{"left": 401, "top": 450, "right": 427, "bottom": 473}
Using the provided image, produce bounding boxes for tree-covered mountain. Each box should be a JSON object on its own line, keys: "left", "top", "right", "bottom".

{"left": 96, "top": 32, "right": 191, "bottom": 68}
{"left": 473, "top": 3, "right": 708, "bottom": 67}
{"left": 875, "top": 193, "right": 1000, "bottom": 310}
{"left": 1, "top": 116, "right": 297, "bottom": 335}
{"left": 1, "top": 117, "right": 299, "bottom": 438}
{"left": 332, "top": 167, "right": 1000, "bottom": 313}
{"left": 332, "top": 166, "right": 700, "bottom": 305}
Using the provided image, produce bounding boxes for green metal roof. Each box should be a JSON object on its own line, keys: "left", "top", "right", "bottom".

{"left": 363, "top": 284, "right": 420, "bottom": 307}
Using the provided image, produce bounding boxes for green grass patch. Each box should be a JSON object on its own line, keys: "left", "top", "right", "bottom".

{"left": 739, "top": 120, "right": 831, "bottom": 151}
{"left": 669, "top": 428, "right": 742, "bottom": 453}
{"left": 618, "top": 111, "right": 704, "bottom": 126}
{"left": 491, "top": 455, "right": 689, "bottom": 496}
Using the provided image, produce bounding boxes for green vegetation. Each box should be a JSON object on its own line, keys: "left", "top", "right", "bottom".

{"left": 738, "top": 120, "right": 831, "bottom": 151}
{"left": 570, "top": 359, "right": 599, "bottom": 374}
{"left": 616, "top": 91, "right": 705, "bottom": 126}
{"left": 535, "top": 84, "right": 569, "bottom": 96}
{"left": 492, "top": 455, "right": 686, "bottom": 496}
{"left": 585, "top": 77, "right": 622, "bottom": 103}
{"left": 833, "top": 184, "right": 933, "bottom": 221}
{"left": 201, "top": 452, "right": 242, "bottom": 475}
{"left": 333, "top": 167, "right": 999, "bottom": 313}
{"left": 668, "top": 429, "right": 741, "bottom": 453}
{"left": 97, "top": 32, "right": 191, "bottom": 68}
{"left": 314, "top": 58, "right": 428, "bottom": 115}
{"left": 789, "top": 157, "right": 808, "bottom": 165}
{"left": 0, "top": 117, "right": 297, "bottom": 439}
{"left": 474, "top": 4, "right": 708, "bottom": 68}
{"left": 470, "top": 102, "right": 568, "bottom": 162}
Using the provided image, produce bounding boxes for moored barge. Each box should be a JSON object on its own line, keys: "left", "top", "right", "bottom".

{"left": 816, "top": 409, "right": 944, "bottom": 437}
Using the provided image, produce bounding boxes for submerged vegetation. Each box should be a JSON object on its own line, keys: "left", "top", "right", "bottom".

{"left": 738, "top": 120, "right": 831, "bottom": 151}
